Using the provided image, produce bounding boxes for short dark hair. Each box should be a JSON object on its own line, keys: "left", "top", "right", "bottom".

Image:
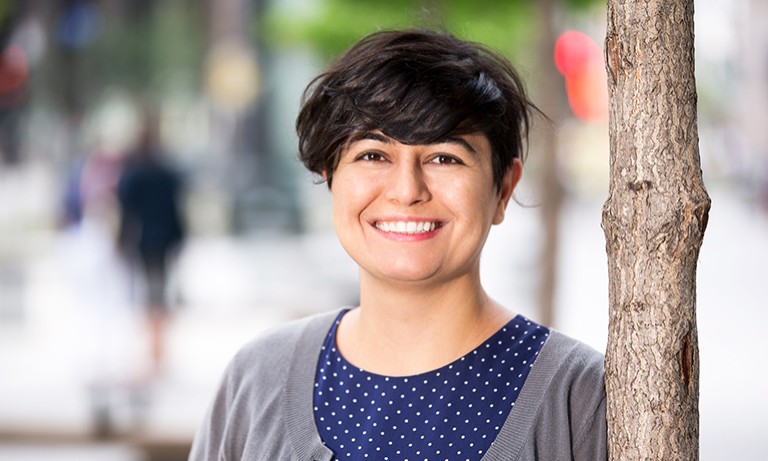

{"left": 296, "top": 29, "right": 537, "bottom": 191}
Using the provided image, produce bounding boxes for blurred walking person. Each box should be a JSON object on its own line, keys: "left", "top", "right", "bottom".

{"left": 117, "top": 110, "right": 185, "bottom": 382}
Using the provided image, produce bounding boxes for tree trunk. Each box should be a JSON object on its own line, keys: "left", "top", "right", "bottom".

{"left": 602, "top": 1, "right": 710, "bottom": 460}
{"left": 534, "top": 0, "right": 566, "bottom": 328}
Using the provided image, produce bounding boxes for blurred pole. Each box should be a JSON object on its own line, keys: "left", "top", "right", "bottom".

{"left": 208, "top": 0, "right": 243, "bottom": 40}
{"left": 205, "top": 0, "right": 246, "bottom": 231}
{"left": 206, "top": 0, "right": 274, "bottom": 233}
{"left": 743, "top": 0, "right": 768, "bottom": 197}
{"left": 534, "top": 0, "right": 567, "bottom": 328}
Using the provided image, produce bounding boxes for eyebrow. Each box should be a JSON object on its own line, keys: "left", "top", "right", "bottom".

{"left": 347, "top": 132, "right": 477, "bottom": 154}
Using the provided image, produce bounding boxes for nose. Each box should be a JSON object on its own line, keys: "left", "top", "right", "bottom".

{"left": 385, "top": 159, "right": 431, "bottom": 206}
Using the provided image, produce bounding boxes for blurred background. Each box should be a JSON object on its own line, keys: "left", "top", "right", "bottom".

{"left": 0, "top": 0, "right": 765, "bottom": 460}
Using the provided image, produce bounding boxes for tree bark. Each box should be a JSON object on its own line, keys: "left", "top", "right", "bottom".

{"left": 602, "top": 1, "right": 710, "bottom": 460}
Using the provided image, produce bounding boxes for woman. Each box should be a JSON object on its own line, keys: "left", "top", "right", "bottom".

{"left": 189, "top": 29, "right": 606, "bottom": 461}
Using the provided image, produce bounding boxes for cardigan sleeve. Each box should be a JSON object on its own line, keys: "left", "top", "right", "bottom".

{"left": 186, "top": 326, "right": 298, "bottom": 461}
{"left": 187, "top": 311, "right": 340, "bottom": 461}
{"left": 187, "top": 339, "right": 273, "bottom": 461}
{"left": 529, "top": 336, "right": 607, "bottom": 461}
{"left": 188, "top": 359, "right": 236, "bottom": 461}
{"left": 569, "top": 346, "right": 607, "bottom": 461}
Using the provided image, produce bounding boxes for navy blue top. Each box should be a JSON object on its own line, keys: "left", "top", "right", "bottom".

{"left": 313, "top": 310, "right": 549, "bottom": 461}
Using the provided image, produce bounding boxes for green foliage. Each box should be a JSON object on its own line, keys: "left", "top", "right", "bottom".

{"left": 0, "top": 2, "right": 11, "bottom": 24}
{"left": 264, "top": 1, "right": 416, "bottom": 61}
{"left": 88, "top": 18, "right": 154, "bottom": 89}
{"left": 565, "top": 0, "right": 602, "bottom": 9}
{"left": 261, "top": 0, "right": 604, "bottom": 63}
{"left": 261, "top": 0, "right": 536, "bottom": 63}
{"left": 84, "top": 1, "right": 204, "bottom": 97}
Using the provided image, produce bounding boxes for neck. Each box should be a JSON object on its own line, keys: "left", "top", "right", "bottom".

{"left": 336, "top": 272, "right": 513, "bottom": 376}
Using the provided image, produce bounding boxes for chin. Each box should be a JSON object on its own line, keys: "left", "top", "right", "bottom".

{"left": 369, "top": 262, "right": 443, "bottom": 285}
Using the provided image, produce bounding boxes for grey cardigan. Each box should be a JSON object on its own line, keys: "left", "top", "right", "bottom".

{"left": 189, "top": 309, "right": 607, "bottom": 461}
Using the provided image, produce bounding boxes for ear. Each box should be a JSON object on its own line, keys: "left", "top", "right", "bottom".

{"left": 322, "top": 170, "right": 331, "bottom": 189}
{"left": 492, "top": 158, "right": 522, "bottom": 225}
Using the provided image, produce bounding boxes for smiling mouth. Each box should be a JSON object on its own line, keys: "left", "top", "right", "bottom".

{"left": 373, "top": 220, "right": 441, "bottom": 234}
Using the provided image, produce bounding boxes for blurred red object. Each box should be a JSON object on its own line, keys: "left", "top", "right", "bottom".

{"left": 0, "top": 43, "right": 29, "bottom": 107}
{"left": 554, "top": 30, "right": 608, "bottom": 122}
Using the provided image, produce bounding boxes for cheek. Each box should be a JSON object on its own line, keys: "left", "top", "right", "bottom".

{"left": 442, "top": 178, "right": 498, "bottom": 221}
{"left": 331, "top": 175, "right": 376, "bottom": 223}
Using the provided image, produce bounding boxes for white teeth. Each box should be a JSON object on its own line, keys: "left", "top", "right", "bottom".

{"left": 375, "top": 221, "right": 437, "bottom": 234}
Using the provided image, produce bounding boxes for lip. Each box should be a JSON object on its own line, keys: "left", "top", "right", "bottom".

{"left": 369, "top": 216, "right": 445, "bottom": 242}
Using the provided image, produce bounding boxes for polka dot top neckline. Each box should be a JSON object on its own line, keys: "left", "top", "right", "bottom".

{"left": 313, "top": 310, "right": 550, "bottom": 461}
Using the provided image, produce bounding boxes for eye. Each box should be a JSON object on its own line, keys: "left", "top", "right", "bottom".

{"left": 356, "top": 151, "right": 387, "bottom": 162}
{"left": 428, "top": 154, "right": 462, "bottom": 165}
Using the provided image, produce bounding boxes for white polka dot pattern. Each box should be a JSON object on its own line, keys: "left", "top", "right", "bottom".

{"left": 313, "top": 311, "right": 549, "bottom": 461}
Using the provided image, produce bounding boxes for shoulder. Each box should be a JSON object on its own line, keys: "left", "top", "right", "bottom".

{"left": 540, "top": 331, "right": 604, "bottom": 389}
{"left": 226, "top": 308, "right": 342, "bottom": 387}
{"left": 188, "top": 309, "right": 342, "bottom": 460}
{"left": 511, "top": 331, "right": 607, "bottom": 461}
{"left": 520, "top": 330, "right": 605, "bottom": 416}
{"left": 538, "top": 332, "right": 605, "bottom": 433}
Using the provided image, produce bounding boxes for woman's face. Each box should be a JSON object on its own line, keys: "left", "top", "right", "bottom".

{"left": 330, "top": 131, "right": 520, "bottom": 287}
